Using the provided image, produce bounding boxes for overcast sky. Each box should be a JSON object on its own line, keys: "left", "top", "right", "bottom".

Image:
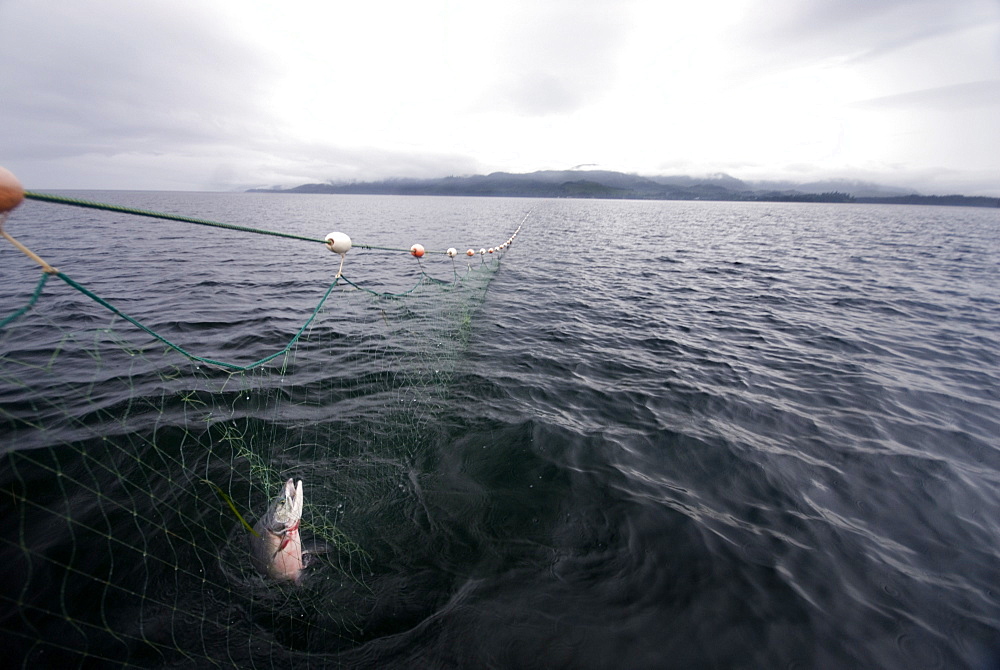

{"left": 1, "top": 0, "right": 998, "bottom": 194}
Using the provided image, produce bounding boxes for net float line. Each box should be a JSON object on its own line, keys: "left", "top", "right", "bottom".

{"left": 2, "top": 167, "right": 529, "bottom": 370}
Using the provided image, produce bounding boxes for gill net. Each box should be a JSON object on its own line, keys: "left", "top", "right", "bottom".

{"left": 0, "top": 191, "right": 527, "bottom": 667}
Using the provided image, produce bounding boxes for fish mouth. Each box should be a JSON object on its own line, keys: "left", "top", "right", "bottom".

{"left": 282, "top": 478, "right": 304, "bottom": 520}
{"left": 261, "top": 478, "right": 304, "bottom": 535}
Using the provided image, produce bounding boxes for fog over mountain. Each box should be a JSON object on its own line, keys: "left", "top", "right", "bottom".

{"left": 250, "top": 170, "right": 996, "bottom": 207}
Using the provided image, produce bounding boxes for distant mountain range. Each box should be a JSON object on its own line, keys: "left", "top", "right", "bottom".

{"left": 248, "top": 170, "right": 999, "bottom": 208}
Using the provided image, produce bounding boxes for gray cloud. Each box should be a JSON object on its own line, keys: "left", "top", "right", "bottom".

{"left": 1, "top": 2, "right": 278, "bottom": 161}
{"left": 492, "top": 71, "right": 583, "bottom": 116}
{"left": 485, "top": 0, "right": 632, "bottom": 115}
{"left": 852, "top": 80, "right": 1000, "bottom": 110}
{"left": 732, "top": 0, "right": 1000, "bottom": 71}
{"left": 242, "top": 139, "right": 484, "bottom": 187}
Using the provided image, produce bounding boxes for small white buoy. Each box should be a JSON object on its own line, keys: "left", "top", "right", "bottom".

{"left": 324, "top": 231, "right": 352, "bottom": 255}
{"left": 446, "top": 247, "right": 457, "bottom": 258}
{"left": 325, "top": 231, "right": 351, "bottom": 277}
{"left": 479, "top": 248, "right": 486, "bottom": 255}
{"left": 410, "top": 244, "right": 425, "bottom": 258}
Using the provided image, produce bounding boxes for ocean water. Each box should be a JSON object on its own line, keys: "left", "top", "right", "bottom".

{"left": 1, "top": 193, "right": 999, "bottom": 668}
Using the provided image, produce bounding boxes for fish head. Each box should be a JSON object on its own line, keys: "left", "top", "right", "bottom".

{"left": 263, "top": 478, "right": 303, "bottom": 533}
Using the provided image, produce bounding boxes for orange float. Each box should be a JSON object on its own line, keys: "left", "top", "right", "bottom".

{"left": 0, "top": 166, "right": 25, "bottom": 214}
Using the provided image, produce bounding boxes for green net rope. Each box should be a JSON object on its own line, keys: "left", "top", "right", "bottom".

{"left": 23, "top": 192, "right": 465, "bottom": 254}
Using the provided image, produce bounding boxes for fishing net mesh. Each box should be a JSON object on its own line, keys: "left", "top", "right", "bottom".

{"left": 1, "top": 196, "right": 525, "bottom": 667}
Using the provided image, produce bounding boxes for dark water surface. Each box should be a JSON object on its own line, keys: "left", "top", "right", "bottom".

{"left": 2, "top": 193, "right": 999, "bottom": 668}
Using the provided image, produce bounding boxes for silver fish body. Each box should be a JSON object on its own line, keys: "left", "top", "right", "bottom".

{"left": 249, "top": 478, "right": 304, "bottom": 581}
